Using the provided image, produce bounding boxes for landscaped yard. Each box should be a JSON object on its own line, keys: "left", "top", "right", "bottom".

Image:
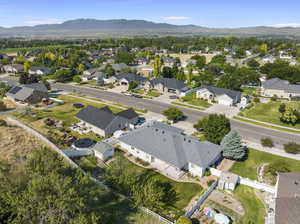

{"left": 106, "top": 154, "right": 204, "bottom": 219}
{"left": 147, "top": 90, "right": 161, "bottom": 97}
{"left": 12, "top": 94, "right": 128, "bottom": 144}
{"left": 230, "top": 148, "right": 300, "bottom": 180}
{"left": 233, "top": 185, "right": 266, "bottom": 224}
{"left": 239, "top": 101, "right": 300, "bottom": 129}
{"left": 181, "top": 93, "right": 211, "bottom": 108}
{"left": 241, "top": 86, "right": 257, "bottom": 96}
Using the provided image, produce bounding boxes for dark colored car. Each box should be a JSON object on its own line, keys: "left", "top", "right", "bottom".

{"left": 73, "top": 103, "right": 84, "bottom": 108}
{"left": 169, "top": 95, "right": 179, "bottom": 99}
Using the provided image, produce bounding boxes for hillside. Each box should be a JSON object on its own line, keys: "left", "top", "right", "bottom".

{"left": 1, "top": 18, "right": 300, "bottom": 38}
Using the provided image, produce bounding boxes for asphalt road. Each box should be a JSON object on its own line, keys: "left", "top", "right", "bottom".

{"left": 52, "top": 83, "right": 300, "bottom": 149}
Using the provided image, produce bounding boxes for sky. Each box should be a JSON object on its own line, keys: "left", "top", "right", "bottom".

{"left": 1, "top": 0, "right": 300, "bottom": 28}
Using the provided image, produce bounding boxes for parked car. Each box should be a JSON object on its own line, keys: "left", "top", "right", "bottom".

{"left": 137, "top": 117, "right": 146, "bottom": 125}
{"left": 169, "top": 95, "right": 179, "bottom": 99}
{"left": 132, "top": 94, "right": 143, "bottom": 98}
{"left": 124, "top": 92, "right": 132, "bottom": 96}
{"left": 73, "top": 103, "right": 84, "bottom": 108}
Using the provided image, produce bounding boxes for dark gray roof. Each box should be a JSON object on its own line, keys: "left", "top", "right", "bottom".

{"left": 118, "top": 121, "right": 221, "bottom": 169}
{"left": 112, "top": 63, "right": 128, "bottom": 71}
{"left": 115, "top": 73, "right": 147, "bottom": 83}
{"left": 149, "top": 78, "right": 188, "bottom": 91}
{"left": 262, "top": 78, "right": 300, "bottom": 94}
{"left": 275, "top": 172, "right": 300, "bottom": 224}
{"left": 7, "top": 86, "right": 34, "bottom": 101}
{"left": 24, "top": 82, "right": 48, "bottom": 92}
{"left": 117, "top": 108, "right": 138, "bottom": 119}
{"left": 76, "top": 106, "right": 116, "bottom": 130}
{"left": 199, "top": 85, "right": 242, "bottom": 100}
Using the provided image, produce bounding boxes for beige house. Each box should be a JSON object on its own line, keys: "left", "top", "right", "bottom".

{"left": 261, "top": 78, "right": 300, "bottom": 99}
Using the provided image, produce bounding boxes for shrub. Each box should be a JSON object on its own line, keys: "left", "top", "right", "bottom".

{"left": 253, "top": 97, "right": 260, "bottom": 103}
{"left": 0, "top": 100, "right": 7, "bottom": 111}
{"left": 0, "top": 119, "right": 7, "bottom": 126}
{"left": 278, "top": 103, "right": 286, "bottom": 113}
{"left": 176, "top": 217, "right": 192, "bottom": 224}
{"left": 284, "top": 142, "right": 300, "bottom": 154}
{"left": 261, "top": 137, "right": 274, "bottom": 148}
{"left": 265, "top": 161, "right": 290, "bottom": 176}
{"left": 204, "top": 169, "right": 211, "bottom": 176}
{"left": 73, "top": 75, "right": 82, "bottom": 83}
{"left": 207, "top": 180, "right": 215, "bottom": 187}
{"left": 271, "top": 96, "right": 277, "bottom": 101}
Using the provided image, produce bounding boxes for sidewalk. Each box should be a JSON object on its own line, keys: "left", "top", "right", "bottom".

{"left": 244, "top": 140, "right": 300, "bottom": 161}
{"left": 237, "top": 116, "right": 300, "bottom": 133}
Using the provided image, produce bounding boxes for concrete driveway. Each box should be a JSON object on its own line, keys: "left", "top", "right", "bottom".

{"left": 204, "top": 104, "right": 240, "bottom": 118}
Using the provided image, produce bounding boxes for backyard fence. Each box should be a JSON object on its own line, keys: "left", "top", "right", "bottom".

{"left": 140, "top": 207, "right": 175, "bottom": 224}
{"left": 185, "top": 180, "right": 218, "bottom": 218}
{"left": 239, "top": 177, "right": 275, "bottom": 193}
{"left": 6, "top": 117, "right": 175, "bottom": 223}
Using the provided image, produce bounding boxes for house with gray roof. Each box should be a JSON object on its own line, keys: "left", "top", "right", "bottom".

{"left": 115, "top": 73, "right": 147, "bottom": 86}
{"left": 196, "top": 85, "right": 242, "bottom": 106}
{"left": 261, "top": 78, "right": 300, "bottom": 99}
{"left": 3, "top": 64, "right": 24, "bottom": 74}
{"left": 6, "top": 82, "right": 48, "bottom": 105}
{"left": 144, "top": 78, "right": 188, "bottom": 95}
{"left": 118, "top": 121, "right": 222, "bottom": 178}
{"left": 76, "top": 106, "right": 139, "bottom": 137}
{"left": 274, "top": 172, "right": 300, "bottom": 224}
{"left": 29, "top": 66, "right": 51, "bottom": 76}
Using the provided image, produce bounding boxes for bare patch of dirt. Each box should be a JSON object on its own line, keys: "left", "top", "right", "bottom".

{"left": 217, "top": 159, "right": 235, "bottom": 171}
{"left": 0, "top": 125, "right": 45, "bottom": 164}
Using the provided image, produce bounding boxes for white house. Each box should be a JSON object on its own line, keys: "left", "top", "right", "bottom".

{"left": 92, "top": 142, "right": 114, "bottom": 161}
{"left": 118, "top": 121, "right": 222, "bottom": 178}
{"left": 196, "top": 85, "right": 242, "bottom": 106}
{"left": 29, "top": 66, "right": 51, "bottom": 76}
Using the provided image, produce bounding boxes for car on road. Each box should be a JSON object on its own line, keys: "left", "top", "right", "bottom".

{"left": 73, "top": 103, "right": 84, "bottom": 108}
{"left": 123, "top": 92, "right": 132, "bottom": 96}
{"left": 132, "top": 94, "right": 143, "bottom": 98}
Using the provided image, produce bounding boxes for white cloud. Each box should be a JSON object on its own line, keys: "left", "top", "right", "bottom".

{"left": 162, "top": 16, "right": 190, "bottom": 21}
{"left": 271, "top": 23, "right": 300, "bottom": 28}
{"left": 24, "top": 18, "right": 62, "bottom": 26}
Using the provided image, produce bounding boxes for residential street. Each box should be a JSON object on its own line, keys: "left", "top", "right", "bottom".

{"left": 52, "top": 83, "right": 300, "bottom": 149}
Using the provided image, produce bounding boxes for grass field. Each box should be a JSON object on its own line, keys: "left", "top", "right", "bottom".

{"left": 240, "top": 101, "right": 300, "bottom": 130}
{"left": 181, "top": 93, "right": 211, "bottom": 108}
{"left": 230, "top": 148, "right": 300, "bottom": 180}
{"left": 233, "top": 185, "right": 266, "bottom": 224}
{"left": 109, "top": 154, "right": 203, "bottom": 218}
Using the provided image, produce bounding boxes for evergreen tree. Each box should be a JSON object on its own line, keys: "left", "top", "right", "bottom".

{"left": 176, "top": 68, "right": 186, "bottom": 81}
{"left": 221, "top": 130, "right": 247, "bottom": 160}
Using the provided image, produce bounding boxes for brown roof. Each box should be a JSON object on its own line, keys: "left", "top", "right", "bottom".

{"left": 275, "top": 172, "right": 300, "bottom": 224}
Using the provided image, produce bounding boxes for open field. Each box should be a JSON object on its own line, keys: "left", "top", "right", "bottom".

{"left": 167, "top": 53, "right": 217, "bottom": 64}
{"left": 0, "top": 123, "right": 45, "bottom": 163}
{"left": 239, "top": 101, "right": 300, "bottom": 130}
{"left": 230, "top": 148, "right": 300, "bottom": 180}
{"left": 0, "top": 44, "right": 72, "bottom": 54}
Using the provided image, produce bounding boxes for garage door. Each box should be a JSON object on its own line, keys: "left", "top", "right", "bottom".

{"left": 219, "top": 99, "right": 232, "bottom": 106}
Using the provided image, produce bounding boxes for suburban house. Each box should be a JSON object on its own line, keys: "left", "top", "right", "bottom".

{"left": 218, "top": 172, "right": 239, "bottom": 191}
{"left": 144, "top": 78, "right": 188, "bottom": 95}
{"left": 161, "top": 56, "right": 176, "bottom": 67}
{"left": 274, "top": 172, "right": 300, "bottom": 224}
{"left": 261, "top": 78, "right": 300, "bottom": 99}
{"left": 111, "top": 63, "right": 128, "bottom": 73}
{"left": 3, "top": 64, "right": 24, "bottom": 74}
{"left": 76, "top": 106, "right": 139, "bottom": 137}
{"left": 115, "top": 73, "right": 147, "bottom": 86}
{"left": 29, "top": 66, "right": 51, "bottom": 76}
{"left": 134, "top": 57, "right": 150, "bottom": 65}
{"left": 82, "top": 68, "right": 103, "bottom": 81}
{"left": 118, "top": 121, "right": 222, "bottom": 178}
{"left": 262, "top": 55, "right": 277, "bottom": 63}
{"left": 92, "top": 142, "right": 115, "bottom": 161}
{"left": 196, "top": 85, "right": 242, "bottom": 106}
{"left": 6, "top": 82, "right": 48, "bottom": 104}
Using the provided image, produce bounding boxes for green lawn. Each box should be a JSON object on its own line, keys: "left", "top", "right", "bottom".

{"left": 109, "top": 154, "right": 203, "bottom": 217}
{"left": 240, "top": 101, "right": 300, "bottom": 130}
{"left": 147, "top": 90, "right": 161, "bottom": 97}
{"left": 181, "top": 93, "right": 211, "bottom": 108}
{"left": 230, "top": 148, "right": 300, "bottom": 180}
{"left": 234, "top": 185, "right": 266, "bottom": 224}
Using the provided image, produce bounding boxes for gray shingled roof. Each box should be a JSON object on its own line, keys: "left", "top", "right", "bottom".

{"left": 117, "top": 108, "right": 138, "bottom": 119}
{"left": 76, "top": 106, "right": 116, "bottom": 130}
{"left": 262, "top": 78, "right": 300, "bottom": 94}
{"left": 118, "top": 121, "right": 221, "bottom": 169}
{"left": 149, "top": 78, "right": 188, "bottom": 91}
{"left": 6, "top": 86, "right": 34, "bottom": 101}
{"left": 275, "top": 172, "right": 300, "bottom": 224}
{"left": 24, "top": 82, "right": 48, "bottom": 92}
{"left": 115, "top": 73, "right": 147, "bottom": 83}
{"left": 199, "top": 85, "right": 242, "bottom": 100}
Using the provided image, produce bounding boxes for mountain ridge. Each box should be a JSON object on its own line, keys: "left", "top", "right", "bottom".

{"left": 1, "top": 18, "right": 300, "bottom": 38}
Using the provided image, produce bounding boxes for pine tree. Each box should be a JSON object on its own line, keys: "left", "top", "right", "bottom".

{"left": 221, "top": 130, "right": 247, "bottom": 160}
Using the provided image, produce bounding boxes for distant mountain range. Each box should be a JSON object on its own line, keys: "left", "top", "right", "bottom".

{"left": 1, "top": 18, "right": 300, "bottom": 39}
